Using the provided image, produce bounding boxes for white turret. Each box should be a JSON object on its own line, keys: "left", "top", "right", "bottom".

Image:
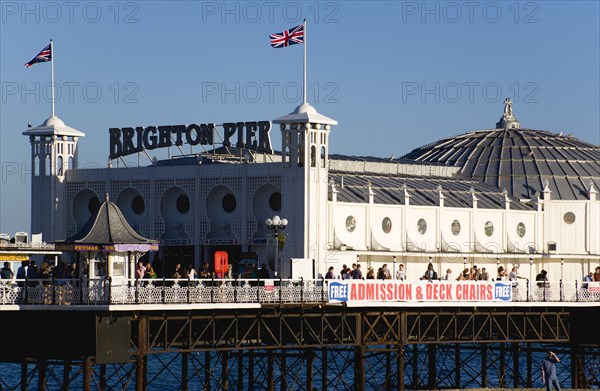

{"left": 274, "top": 103, "right": 337, "bottom": 277}
{"left": 23, "top": 115, "right": 85, "bottom": 242}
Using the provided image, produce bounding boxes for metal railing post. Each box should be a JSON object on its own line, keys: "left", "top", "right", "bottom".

{"left": 526, "top": 279, "right": 530, "bottom": 302}
{"left": 211, "top": 276, "right": 215, "bottom": 303}
{"left": 300, "top": 277, "right": 304, "bottom": 304}
{"left": 257, "top": 277, "right": 261, "bottom": 303}
{"left": 135, "top": 277, "right": 139, "bottom": 304}
{"left": 575, "top": 280, "right": 579, "bottom": 302}
{"left": 187, "top": 277, "right": 190, "bottom": 304}
{"left": 559, "top": 279, "right": 563, "bottom": 302}
{"left": 108, "top": 277, "right": 112, "bottom": 304}
{"left": 79, "top": 276, "right": 83, "bottom": 304}
{"left": 234, "top": 277, "right": 238, "bottom": 303}
{"left": 24, "top": 276, "right": 28, "bottom": 304}
{"left": 279, "top": 275, "right": 283, "bottom": 305}
{"left": 322, "top": 277, "right": 325, "bottom": 303}
{"left": 51, "top": 275, "right": 56, "bottom": 305}
{"left": 162, "top": 277, "right": 166, "bottom": 304}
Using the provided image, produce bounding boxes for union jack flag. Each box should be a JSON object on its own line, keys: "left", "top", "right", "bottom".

{"left": 269, "top": 24, "right": 304, "bottom": 48}
{"left": 24, "top": 44, "right": 52, "bottom": 67}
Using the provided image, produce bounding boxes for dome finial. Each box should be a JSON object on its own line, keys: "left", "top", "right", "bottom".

{"left": 496, "top": 98, "right": 521, "bottom": 129}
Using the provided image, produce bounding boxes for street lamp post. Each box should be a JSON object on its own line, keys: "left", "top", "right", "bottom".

{"left": 265, "top": 215, "right": 288, "bottom": 277}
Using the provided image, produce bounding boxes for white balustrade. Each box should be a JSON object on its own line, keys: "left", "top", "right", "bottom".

{"left": 0, "top": 278, "right": 597, "bottom": 306}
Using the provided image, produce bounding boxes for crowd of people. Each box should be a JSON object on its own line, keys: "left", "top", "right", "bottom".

{"left": 324, "top": 262, "right": 600, "bottom": 288}
{"left": 3, "top": 260, "right": 600, "bottom": 288}
{"left": 0, "top": 260, "right": 80, "bottom": 286}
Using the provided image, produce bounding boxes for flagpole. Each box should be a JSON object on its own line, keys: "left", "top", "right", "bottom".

{"left": 303, "top": 18, "right": 307, "bottom": 105}
{"left": 50, "top": 38, "right": 55, "bottom": 117}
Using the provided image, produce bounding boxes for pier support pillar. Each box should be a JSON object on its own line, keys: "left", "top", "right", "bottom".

{"left": 136, "top": 316, "right": 148, "bottom": 391}
{"left": 237, "top": 350, "right": 244, "bottom": 391}
{"left": 397, "top": 345, "right": 405, "bottom": 391}
{"left": 37, "top": 360, "right": 47, "bottom": 390}
{"left": 306, "top": 350, "right": 314, "bottom": 391}
{"left": 385, "top": 346, "right": 391, "bottom": 390}
{"left": 354, "top": 345, "right": 365, "bottom": 391}
{"left": 83, "top": 357, "right": 93, "bottom": 391}
{"left": 100, "top": 364, "right": 107, "bottom": 391}
{"left": 322, "top": 348, "right": 328, "bottom": 390}
{"left": 512, "top": 343, "right": 520, "bottom": 389}
{"left": 136, "top": 354, "right": 145, "bottom": 391}
{"left": 499, "top": 342, "right": 506, "bottom": 388}
{"left": 354, "top": 312, "right": 365, "bottom": 391}
{"left": 248, "top": 350, "right": 255, "bottom": 391}
{"left": 268, "top": 350, "right": 275, "bottom": 391}
{"left": 411, "top": 344, "right": 419, "bottom": 387}
{"left": 427, "top": 344, "right": 436, "bottom": 389}
{"left": 20, "top": 362, "right": 27, "bottom": 391}
{"left": 63, "top": 360, "right": 72, "bottom": 391}
{"left": 454, "top": 345, "right": 461, "bottom": 389}
{"left": 222, "top": 350, "right": 229, "bottom": 390}
{"left": 280, "top": 349, "right": 286, "bottom": 391}
{"left": 204, "top": 351, "right": 211, "bottom": 390}
{"left": 481, "top": 344, "right": 488, "bottom": 388}
{"left": 571, "top": 343, "right": 587, "bottom": 388}
{"left": 181, "top": 352, "right": 189, "bottom": 391}
{"left": 526, "top": 342, "right": 532, "bottom": 388}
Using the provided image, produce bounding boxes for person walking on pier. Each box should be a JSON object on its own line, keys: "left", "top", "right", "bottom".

{"left": 541, "top": 351, "right": 561, "bottom": 391}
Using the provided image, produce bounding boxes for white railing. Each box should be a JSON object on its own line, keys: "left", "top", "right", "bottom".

{"left": 0, "top": 278, "right": 598, "bottom": 306}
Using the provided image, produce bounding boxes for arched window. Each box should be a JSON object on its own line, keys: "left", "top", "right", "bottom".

{"left": 310, "top": 145, "right": 316, "bottom": 167}
{"left": 33, "top": 156, "right": 39, "bottom": 176}
{"left": 321, "top": 146, "right": 327, "bottom": 168}
{"left": 45, "top": 156, "right": 51, "bottom": 176}
{"left": 284, "top": 146, "right": 291, "bottom": 167}
{"left": 57, "top": 156, "right": 63, "bottom": 176}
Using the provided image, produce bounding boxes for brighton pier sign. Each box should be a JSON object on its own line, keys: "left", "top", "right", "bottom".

{"left": 109, "top": 121, "right": 273, "bottom": 159}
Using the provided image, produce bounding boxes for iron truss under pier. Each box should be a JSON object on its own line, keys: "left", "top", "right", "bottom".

{"left": 0, "top": 306, "right": 598, "bottom": 390}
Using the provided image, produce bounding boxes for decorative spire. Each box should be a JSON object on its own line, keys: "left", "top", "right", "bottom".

{"left": 436, "top": 184, "right": 445, "bottom": 207}
{"left": 401, "top": 183, "right": 410, "bottom": 206}
{"left": 496, "top": 98, "right": 521, "bottom": 129}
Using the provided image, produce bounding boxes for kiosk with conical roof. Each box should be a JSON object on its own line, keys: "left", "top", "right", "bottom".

{"left": 55, "top": 194, "right": 158, "bottom": 282}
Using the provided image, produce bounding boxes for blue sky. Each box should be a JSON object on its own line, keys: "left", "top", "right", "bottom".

{"left": 1, "top": 1, "right": 599, "bottom": 235}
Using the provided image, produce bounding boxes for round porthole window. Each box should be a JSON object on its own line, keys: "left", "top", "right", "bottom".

{"left": 417, "top": 218, "right": 427, "bottom": 235}
{"left": 563, "top": 212, "right": 575, "bottom": 224}
{"left": 269, "top": 192, "right": 282, "bottom": 211}
{"left": 382, "top": 217, "right": 392, "bottom": 234}
{"left": 484, "top": 221, "right": 494, "bottom": 237}
{"left": 451, "top": 220, "right": 461, "bottom": 236}
{"left": 222, "top": 194, "right": 237, "bottom": 213}
{"left": 516, "top": 222, "right": 526, "bottom": 238}
{"left": 132, "top": 196, "right": 145, "bottom": 214}
{"left": 346, "top": 216, "right": 356, "bottom": 232}
{"left": 176, "top": 195, "right": 190, "bottom": 214}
